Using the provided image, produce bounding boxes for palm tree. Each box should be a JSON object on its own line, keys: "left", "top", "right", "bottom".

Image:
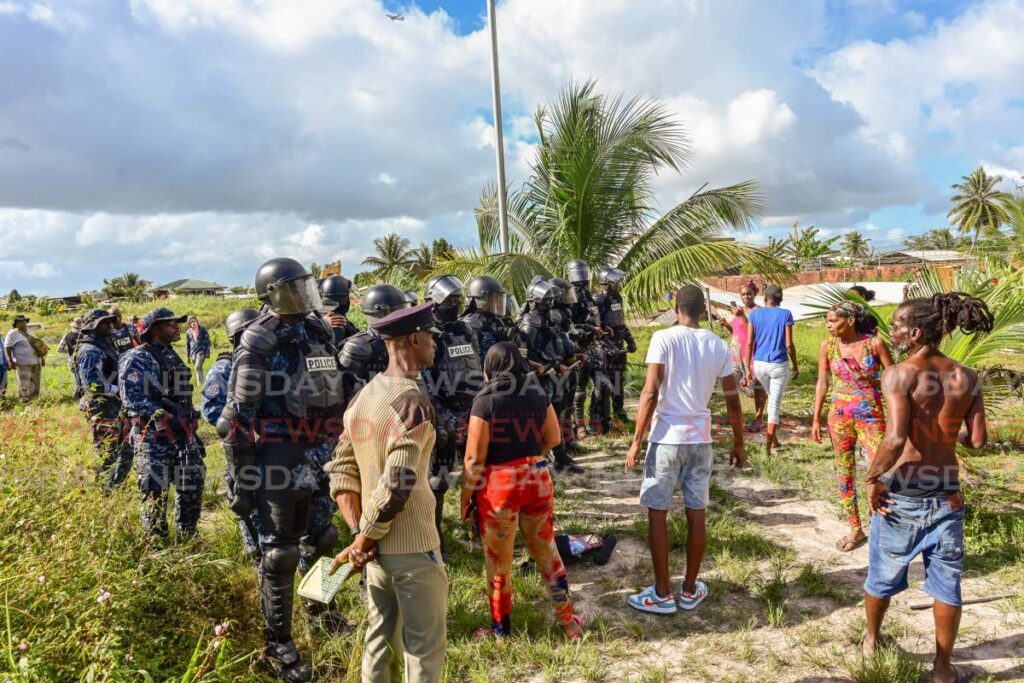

{"left": 1000, "top": 193, "right": 1024, "bottom": 266}
{"left": 841, "top": 231, "right": 871, "bottom": 260}
{"left": 948, "top": 167, "right": 1012, "bottom": 245}
{"left": 903, "top": 228, "right": 968, "bottom": 251}
{"left": 435, "top": 81, "right": 785, "bottom": 311}
{"left": 789, "top": 222, "right": 840, "bottom": 264}
{"left": 361, "top": 233, "right": 414, "bottom": 281}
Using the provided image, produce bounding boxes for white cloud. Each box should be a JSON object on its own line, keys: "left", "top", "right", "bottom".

{"left": 0, "top": 260, "right": 60, "bottom": 279}
{"left": 374, "top": 172, "right": 396, "bottom": 186}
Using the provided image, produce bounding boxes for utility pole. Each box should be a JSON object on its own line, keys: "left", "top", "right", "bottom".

{"left": 487, "top": 0, "right": 510, "bottom": 253}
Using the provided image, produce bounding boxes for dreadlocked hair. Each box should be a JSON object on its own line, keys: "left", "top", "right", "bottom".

{"left": 899, "top": 292, "right": 994, "bottom": 345}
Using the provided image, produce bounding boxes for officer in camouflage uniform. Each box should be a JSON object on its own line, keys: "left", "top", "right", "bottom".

{"left": 424, "top": 275, "right": 482, "bottom": 550}
{"left": 119, "top": 307, "right": 206, "bottom": 539}
{"left": 109, "top": 306, "right": 140, "bottom": 357}
{"left": 337, "top": 284, "right": 409, "bottom": 400}
{"left": 75, "top": 309, "right": 132, "bottom": 490}
{"left": 216, "top": 258, "right": 345, "bottom": 682}
{"left": 517, "top": 278, "right": 583, "bottom": 474}
{"left": 201, "top": 308, "right": 261, "bottom": 562}
{"left": 318, "top": 275, "right": 360, "bottom": 347}
{"left": 593, "top": 267, "right": 637, "bottom": 433}
{"left": 565, "top": 259, "right": 605, "bottom": 438}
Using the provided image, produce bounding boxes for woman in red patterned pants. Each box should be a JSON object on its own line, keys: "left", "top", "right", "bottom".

{"left": 462, "top": 342, "right": 582, "bottom": 639}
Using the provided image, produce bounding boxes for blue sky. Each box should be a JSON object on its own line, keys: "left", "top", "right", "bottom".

{"left": 1, "top": 0, "right": 1022, "bottom": 294}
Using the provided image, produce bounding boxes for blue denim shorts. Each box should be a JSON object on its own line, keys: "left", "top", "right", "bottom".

{"left": 864, "top": 493, "right": 965, "bottom": 607}
{"left": 638, "top": 442, "right": 713, "bottom": 511}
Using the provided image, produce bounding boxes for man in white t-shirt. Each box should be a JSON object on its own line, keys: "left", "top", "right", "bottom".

{"left": 624, "top": 285, "right": 744, "bottom": 615}
{"left": 5, "top": 315, "right": 44, "bottom": 400}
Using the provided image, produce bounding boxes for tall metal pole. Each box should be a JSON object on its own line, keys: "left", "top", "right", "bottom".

{"left": 487, "top": 0, "right": 510, "bottom": 253}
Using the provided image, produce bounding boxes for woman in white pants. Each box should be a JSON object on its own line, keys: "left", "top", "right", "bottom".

{"left": 744, "top": 284, "right": 798, "bottom": 456}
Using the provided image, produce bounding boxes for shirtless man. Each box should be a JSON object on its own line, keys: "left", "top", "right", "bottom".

{"left": 862, "top": 293, "right": 993, "bottom": 683}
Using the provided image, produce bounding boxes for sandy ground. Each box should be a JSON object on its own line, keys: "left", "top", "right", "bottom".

{"left": 549, "top": 446, "right": 1024, "bottom": 683}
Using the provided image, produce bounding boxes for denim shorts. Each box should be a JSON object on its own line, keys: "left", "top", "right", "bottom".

{"left": 638, "top": 442, "right": 713, "bottom": 511}
{"left": 864, "top": 493, "right": 965, "bottom": 607}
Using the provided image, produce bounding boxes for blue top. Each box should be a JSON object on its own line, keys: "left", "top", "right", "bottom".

{"left": 201, "top": 355, "right": 232, "bottom": 425}
{"left": 749, "top": 306, "right": 794, "bottom": 364}
{"left": 0, "top": 337, "right": 6, "bottom": 370}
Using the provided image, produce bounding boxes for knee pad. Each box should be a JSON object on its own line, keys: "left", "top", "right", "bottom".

{"left": 262, "top": 544, "right": 300, "bottom": 576}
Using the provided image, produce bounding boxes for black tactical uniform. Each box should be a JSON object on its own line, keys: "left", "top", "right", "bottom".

{"left": 461, "top": 275, "right": 519, "bottom": 363}
{"left": 337, "top": 284, "right": 409, "bottom": 404}
{"left": 517, "top": 278, "right": 583, "bottom": 474}
{"left": 109, "top": 322, "right": 138, "bottom": 357}
{"left": 217, "top": 259, "right": 345, "bottom": 683}
{"left": 550, "top": 277, "right": 585, "bottom": 455}
{"left": 565, "top": 259, "right": 604, "bottom": 436}
{"left": 423, "top": 275, "right": 482, "bottom": 550}
{"left": 318, "top": 275, "right": 360, "bottom": 347}
{"left": 593, "top": 267, "right": 637, "bottom": 433}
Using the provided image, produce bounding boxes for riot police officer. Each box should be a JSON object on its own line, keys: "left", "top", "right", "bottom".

{"left": 461, "top": 275, "right": 515, "bottom": 361}
{"left": 404, "top": 289, "right": 420, "bottom": 306}
{"left": 594, "top": 267, "right": 637, "bottom": 432}
{"left": 518, "top": 278, "right": 583, "bottom": 474}
{"left": 565, "top": 259, "right": 604, "bottom": 438}
{"left": 119, "top": 307, "right": 206, "bottom": 539}
{"left": 217, "top": 258, "right": 345, "bottom": 682}
{"left": 337, "top": 284, "right": 409, "bottom": 398}
{"left": 200, "top": 308, "right": 261, "bottom": 562}
{"left": 424, "top": 275, "right": 482, "bottom": 550}
{"left": 318, "top": 275, "right": 360, "bottom": 346}
{"left": 550, "top": 277, "right": 586, "bottom": 456}
{"left": 76, "top": 309, "right": 132, "bottom": 490}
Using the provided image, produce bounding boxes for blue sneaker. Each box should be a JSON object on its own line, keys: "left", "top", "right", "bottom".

{"left": 676, "top": 580, "right": 708, "bottom": 610}
{"left": 627, "top": 585, "right": 678, "bottom": 615}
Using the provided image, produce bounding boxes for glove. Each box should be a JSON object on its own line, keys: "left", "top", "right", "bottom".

{"left": 627, "top": 339, "right": 637, "bottom": 354}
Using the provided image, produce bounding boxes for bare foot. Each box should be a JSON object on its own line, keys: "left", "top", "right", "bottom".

{"left": 836, "top": 530, "right": 867, "bottom": 552}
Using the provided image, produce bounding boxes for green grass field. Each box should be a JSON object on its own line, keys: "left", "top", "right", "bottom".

{"left": 1, "top": 298, "right": 1021, "bottom": 681}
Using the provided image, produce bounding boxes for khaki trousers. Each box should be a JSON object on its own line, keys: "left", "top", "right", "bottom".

{"left": 16, "top": 364, "right": 41, "bottom": 400}
{"left": 363, "top": 550, "right": 448, "bottom": 683}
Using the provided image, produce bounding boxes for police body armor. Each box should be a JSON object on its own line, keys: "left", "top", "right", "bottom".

{"left": 462, "top": 310, "right": 523, "bottom": 362}
{"left": 432, "top": 321, "right": 482, "bottom": 404}
{"left": 110, "top": 325, "right": 136, "bottom": 356}
{"left": 518, "top": 308, "right": 560, "bottom": 370}
{"left": 76, "top": 333, "right": 122, "bottom": 417}
{"left": 338, "top": 329, "right": 389, "bottom": 386}
{"left": 141, "top": 342, "right": 196, "bottom": 420}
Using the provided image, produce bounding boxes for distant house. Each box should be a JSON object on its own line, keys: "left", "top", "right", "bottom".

{"left": 44, "top": 294, "right": 85, "bottom": 310}
{"left": 875, "top": 249, "right": 974, "bottom": 265}
{"left": 149, "top": 278, "right": 228, "bottom": 298}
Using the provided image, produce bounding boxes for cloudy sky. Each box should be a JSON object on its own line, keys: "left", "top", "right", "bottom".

{"left": 1, "top": 0, "right": 1022, "bottom": 295}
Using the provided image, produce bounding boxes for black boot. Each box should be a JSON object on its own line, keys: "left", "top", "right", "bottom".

{"left": 552, "top": 446, "right": 584, "bottom": 475}
{"left": 264, "top": 638, "right": 312, "bottom": 683}
{"left": 306, "top": 600, "right": 349, "bottom": 635}
{"left": 260, "top": 548, "right": 310, "bottom": 682}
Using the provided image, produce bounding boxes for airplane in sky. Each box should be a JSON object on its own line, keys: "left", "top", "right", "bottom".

{"left": 386, "top": 13, "right": 405, "bottom": 21}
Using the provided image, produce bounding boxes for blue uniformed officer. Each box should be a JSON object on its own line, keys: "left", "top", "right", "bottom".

{"left": 337, "top": 284, "right": 409, "bottom": 399}
{"left": 216, "top": 258, "right": 346, "bottom": 681}
{"left": 201, "top": 308, "right": 261, "bottom": 561}
{"left": 119, "top": 307, "right": 206, "bottom": 539}
{"left": 75, "top": 309, "right": 133, "bottom": 490}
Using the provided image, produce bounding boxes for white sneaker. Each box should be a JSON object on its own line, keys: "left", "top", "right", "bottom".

{"left": 627, "top": 585, "right": 678, "bottom": 615}
{"left": 676, "top": 580, "right": 708, "bottom": 610}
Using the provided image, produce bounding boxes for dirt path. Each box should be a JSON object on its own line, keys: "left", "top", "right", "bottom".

{"left": 553, "top": 446, "right": 1024, "bottom": 682}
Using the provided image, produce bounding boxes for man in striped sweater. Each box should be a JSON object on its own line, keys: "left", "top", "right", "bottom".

{"left": 326, "top": 301, "right": 448, "bottom": 683}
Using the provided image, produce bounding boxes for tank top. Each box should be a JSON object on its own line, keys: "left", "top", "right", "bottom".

{"left": 827, "top": 334, "right": 883, "bottom": 408}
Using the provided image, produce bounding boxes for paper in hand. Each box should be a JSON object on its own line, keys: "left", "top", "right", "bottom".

{"left": 297, "top": 556, "right": 356, "bottom": 604}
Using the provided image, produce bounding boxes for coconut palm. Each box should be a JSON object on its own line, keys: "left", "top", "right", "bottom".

{"left": 1001, "top": 193, "right": 1024, "bottom": 266}
{"left": 903, "top": 228, "right": 969, "bottom": 251}
{"left": 361, "top": 233, "right": 414, "bottom": 281}
{"left": 435, "top": 81, "right": 785, "bottom": 311}
{"left": 948, "top": 167, "right": 1012, "bottom": 245}
{"left": 841, "top": 230, "right": 871, "bottom": 260}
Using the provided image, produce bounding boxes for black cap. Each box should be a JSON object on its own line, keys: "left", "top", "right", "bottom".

{"left": 370, "top": 302, "right": 441, "bottom": 339}
{"left": 140, "top": 306, "right": 187, "bottom": 339}
{"left": 12, "top": 314, "right": 30, "bottom": 324}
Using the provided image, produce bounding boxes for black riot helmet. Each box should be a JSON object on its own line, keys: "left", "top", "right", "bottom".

{"left": 361, "top": 284, "right": 409, "bottom": 321}
{"left": 427, "top": 274, "right": 465, "bottom": 323}
{"left": 255, "top": 258, "right": 321, "bottom": 315}
{"left": 565, "top": 259, "right": 591, "bottom": 285}
{"left": 318, "top": 275, "right": 353, "bottom": 315}
{"left": 466, "top": 275, "right": 508, "bottom": 315}
{"left": 404, "top": 290, "right": 420, "bottom": 306}
{"left": 597, "top": 267, "right": 626, "bottom": 287}
{"left": 550, "top": 277, "right": 578, "bottom": 306}
{"left": 225, "top": 308, "right": 260, "bottom": 347}
{"left": 526, "top": 276, "right": 558, "bottom": 312}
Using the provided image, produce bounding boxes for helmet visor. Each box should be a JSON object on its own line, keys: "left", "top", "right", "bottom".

{"left": 567, "top": 263, "right": 591, "bottom": 283}
{"left": 266, "top": 275, "right": 321, "bottom": 315}
{"left": 429, "top": 275, "right": 465, "bottom": 304}
{"left": 477, "top": 292, "right": 508, "bottom": 315}
{"left": 561, "top": 286, "right": 578, "bottom": 305}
